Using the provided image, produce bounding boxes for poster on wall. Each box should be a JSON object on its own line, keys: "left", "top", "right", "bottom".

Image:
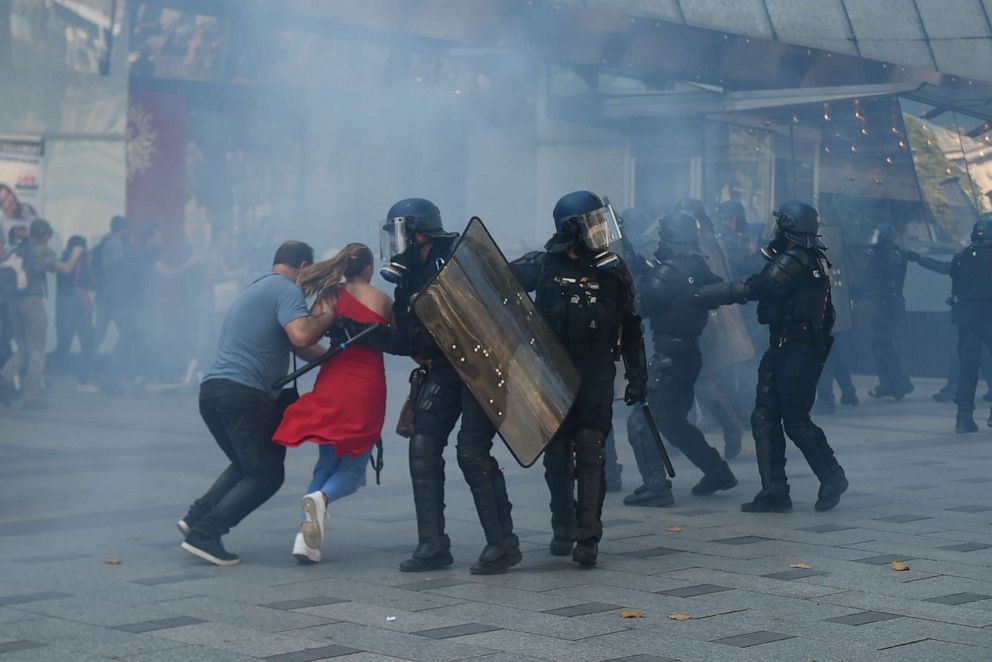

{"left": 0, "top": 135, "right": 44, "bottom": 241}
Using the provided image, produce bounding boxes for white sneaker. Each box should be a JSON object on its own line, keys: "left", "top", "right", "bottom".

{"left": 177, "top": 520, "right": 191, "bottom": 537}
{"left": 301, "top": 491, "right": 327, "bottom": 549}
{"left": 292, "top": 531, "right": 321, "bottom": 563}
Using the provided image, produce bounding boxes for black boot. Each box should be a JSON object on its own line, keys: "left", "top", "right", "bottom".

{"left": 400, "top": 434, "right": 453, "bottom": 573}
{"left": 572, "top": 539, "right": 598, "bottom": 566}
{"left": 459, "top": 448, "right": 522, "bottom": 575}
{"left": 691, "top": 464, "right": 738, "bottom": 496}
{"left": 840, "top": 387, "right": 859, "bottom": 406}
{"left": 573, "top": 429, "right": 606, "bottom": 556}
{"left": 957, "top": 412, "right": 979, "bottom": 434}
{"left": 815, "top": 468, "right": 849, "bottom": 512}
{"left": 544, "top": 443, "right": 575, "bottom": 556}
{"left": 723, "top": 429, "right": 742, "bottom": 460}
{"left": 742, "top": 414, "right": 791, "bottom": 513}
{"left": 623, "top": 483, "right": 674, "bottom": 507}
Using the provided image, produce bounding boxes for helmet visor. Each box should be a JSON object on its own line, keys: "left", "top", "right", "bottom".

{"left": 575, "top": 202, "right": 622, "bottom": 252}
{"left": 380, "top": 217, "right": 409, "bottom": 261}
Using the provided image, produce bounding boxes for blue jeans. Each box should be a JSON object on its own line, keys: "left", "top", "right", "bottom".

{"left": 302, "top": 445, "right": 370, "bottom": 520}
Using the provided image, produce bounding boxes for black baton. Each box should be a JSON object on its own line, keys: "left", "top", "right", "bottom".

{"left": 640, "top": 401, "right": 676, "bottom": 478}
{"left": 272, "top": 323, "right": 382, "bottom": 390}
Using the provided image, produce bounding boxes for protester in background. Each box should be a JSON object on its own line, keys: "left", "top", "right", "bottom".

{"left": 53, "top": 235, "right": 97, "bottom": 391}
{"left": 0, "top": 219, "right": 84, "bottom": 408}
{"left": 92, "top": 216, "right": 130, "bottom": 357}
{"left": 272, "top": 243, "right": 391, "bottom": 563}
{"left": 198, "top": 227, "right": 248, "bottom": 371}
{"left": 178, "top": 241, "right": 334, "bottom": 566}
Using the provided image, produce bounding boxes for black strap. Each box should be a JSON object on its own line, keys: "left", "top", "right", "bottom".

{"left": 370, "top": 437, "right": 384, "bottom": 485}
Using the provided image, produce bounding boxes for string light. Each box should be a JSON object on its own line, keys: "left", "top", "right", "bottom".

{"left": 884, "top": 156, "right": 894, "bottom": 165}
{"left": 898, "top": 140, "right": 906, "bottom": 148}
{"left": 860, "top": 127, "right": 869, "bottom": 136}
{"left": 850, "top": 144, "right": 858, "bottom": 153}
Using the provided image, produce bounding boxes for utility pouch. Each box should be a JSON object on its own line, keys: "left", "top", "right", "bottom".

{"left": 396, "top": 366, "right": 426, "bottom": 438}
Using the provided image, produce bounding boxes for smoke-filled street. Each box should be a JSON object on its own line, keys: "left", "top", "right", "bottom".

{"left": 1, "top": 370, "right": 991, "bottom": 661}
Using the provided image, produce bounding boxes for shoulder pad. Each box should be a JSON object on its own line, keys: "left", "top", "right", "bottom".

{"left": 767, "top": 249, "right": 810, "bottom": 284}
{"left": 610, "top": 257, "right": 636, "bottom": 292}
{"left": 515, "top": 250, "right": 546, "bottom": 266}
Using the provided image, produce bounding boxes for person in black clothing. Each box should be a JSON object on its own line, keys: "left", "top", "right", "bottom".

{"left": 380, "top": 198, "right": 521, "bottom": 575}
{"left": 906, "top": 219, "right": 992, "bottom": 433}
{"left": 53, "top": 235, "right": 96, "bottom": 387}
{"left": 855, "top": 223, "right": 913, "bottom": 399}
{"left": 622, "top": 210, "right": 737, "bottom": 508}
{"left": 510, "top": 191, "right": 647, "bottom": 566}
{"left": 699, "top": 201, "right": 847, "bottom": 513}
{"left": 814, "top": 334, "right": 858, "bottom": 414}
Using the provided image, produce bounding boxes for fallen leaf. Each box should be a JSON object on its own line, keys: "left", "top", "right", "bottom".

{"left": 104, "top": 556, "right": 123, "bottom": 565}
{"left": 666, "top": 527, "right": 683, "bottom": 533}
{"left": 789, "top": 563, "right": 810, "bottom": 569}
{"left": 620, "top": 609, "right": 645, "bottom": 619}
{"left": 891, "top": 561, "right": 910, "bottom": 571}
{"left": 668, "top": 613, "right": 692, "bottom": 621}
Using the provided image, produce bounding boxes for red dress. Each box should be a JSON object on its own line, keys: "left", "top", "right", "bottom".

{"left": 273, "top": 288, "right": 387, "bottom": 457}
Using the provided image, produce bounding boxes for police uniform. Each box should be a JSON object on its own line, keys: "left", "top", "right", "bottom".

{"left": 510, "top": 190, "right": 647, "bottom": 566}
{"left": 909, "top": 223, "right": 992, "bottom": 432}
{"left": 382, "top": 199, "right": 520, "bottom": 575}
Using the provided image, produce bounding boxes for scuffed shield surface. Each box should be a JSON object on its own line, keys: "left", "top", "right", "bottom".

{"left": 699, "top": 230, "right": 755, "bottom": 374}
{"left": 412, "top": 217, "right": 580, "bottom": 467}
{"left": 818, "top": 225, "right": 852, "bottom": 333}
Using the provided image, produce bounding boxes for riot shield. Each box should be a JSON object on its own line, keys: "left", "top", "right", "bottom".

{"left": 411, "top": 217, "right": 580, "bottom": 467}
{"left": 819, "top": 225, "right": 852, "bottom": 333}
{"left": 698, "top": 231, "right": 755, "bottom": 375}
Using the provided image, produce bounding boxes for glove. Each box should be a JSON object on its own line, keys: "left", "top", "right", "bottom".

{"left": 624, "top": 380, "right": 648, "bottom": 406}
{"left": 904, "top": 250, "right": 920, "bottom": 263}
{"left": 727, "top": 280, "right": 751, "bottom": 304}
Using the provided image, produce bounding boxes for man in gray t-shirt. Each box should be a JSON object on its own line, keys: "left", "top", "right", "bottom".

{"left": 0, "top": 219, "right": 83, "bottom": 408}
{"left": 179, "top": 241, "right": 335, "bottom": 566}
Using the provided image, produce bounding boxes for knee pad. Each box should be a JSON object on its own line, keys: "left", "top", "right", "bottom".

{"left": 409, "top": 434, "right": 444, "bottom": 476}
{"left": 455, "top": 444, "right": 492, "bottom": 476}
{"left": 751, "top": 406, "right": 777, "bottom": 439}
{"left": 574, "top": 428, "right": 606, "bottom": 464}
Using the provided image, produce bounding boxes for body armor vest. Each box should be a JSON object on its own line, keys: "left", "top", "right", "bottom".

{"left": 756, "top": 248, "right": 832, "bottom": 338}
{"left": 643, "top": 254, "right": 720, "bottom": 340}
{"left": 953, "top": 245, "right": 992, "bottom": 302}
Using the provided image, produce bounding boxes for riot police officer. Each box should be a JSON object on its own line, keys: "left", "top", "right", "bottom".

{"left": 623, "top": 210, "right": 738, "bottom": 507}
{"left": 511, "top": 191, "right": 647, "bottom": 566}
{"left": 856, "top": 223, "right": 913, "bottom": 399}
{"left": 699, "top": 201, "right": 847, "bottom": 513}
{"left": 907, "top": 219, "right": 992, "bottom": 433}
{"left": 380, "top": 198, "right": 521, "bottom": 574}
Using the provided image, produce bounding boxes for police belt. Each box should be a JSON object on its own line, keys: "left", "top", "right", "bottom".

{"left": 771, "top": 322, "right": 821, "bottom": 348}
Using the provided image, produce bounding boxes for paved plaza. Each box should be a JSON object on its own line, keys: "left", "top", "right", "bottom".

{"left": 1, "top": 366, "right": 992, "bottom": 661}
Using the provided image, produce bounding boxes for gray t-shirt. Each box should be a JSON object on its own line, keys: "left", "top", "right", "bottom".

{"left": 203, "top": 272, "right": 310, "bottom": 396}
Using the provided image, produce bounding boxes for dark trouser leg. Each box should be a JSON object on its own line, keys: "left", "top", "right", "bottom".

{"left": 747, "top": 350, "right": 790, "bottom": 503}
{"left": 779, "top": 343, "right": 847, "bottom": 510}
{"left": 655, "top": 352, "right": 728, "bottom": 477}
{"left": 625, "top": 405, "right": 670, "bottom": 493}
{"left": 456, "top": 390, "right": 520, "bottom": 573}
{"left": 403, "top": 363, "right": 461, "bottom": 569}
{"left": 184, "top": 386, "right": 245, "bottom": 526}
{"left": 873, "top": 303, "right": 911, "bottom": 394}
{"left": 816, "top": 350, "right": 836, "bottom": 408}
{"left": 956, "top": 317, "right": 983, "bottom": 416}
{"left": 190, "top": 381, "right": 285, "bottom": 539}
{"left": 543, "top": 433, "right": 575, "bottom": 549}
{"left": 573, "top": 427, "right": 606, "bottom": 543}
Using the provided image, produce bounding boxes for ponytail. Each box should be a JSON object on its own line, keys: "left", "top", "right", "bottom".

{"left": 297, "top": 243, "right": 373, "bottom": 299}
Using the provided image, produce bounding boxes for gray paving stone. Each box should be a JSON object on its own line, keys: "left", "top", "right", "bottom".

{"left": 10, "top": 552, "right": 91, "bottom": 565}
{"left": 130, "top": 573, "right": 209, "bottom": 586}
{"left": 796, "top": 524, "right": 856, "bottom": 533}
{"left": 938, "top": 542, "right": 992, "bottom": 552}
{"left": 602, "top": 656, "right": 677, "bottom": 662}
{"left": 264, "top": 645, "right": 360, "bottom": 661}
{"left": 115, "top": 616, "right": 207, "bottom": 633}
{"left": 0, "top": 592, "right": 71, "bottom": 606}
{"left": 826, "top": 611, "right": 902, "bottom": 626}
{"left": 657, "top": 584, "right": 731, "bottom": 598}
{"left": 412, "top": 623, "right": 501, "bottom": 639}
{"left": 0, "top": 640, "right": 46, "bottom": 654}
{"left": 603, "top": 519, "right": 644, "bottom": 527}
{"left": 762, "top": 569, "right": 829, "bottom": 581}
{"left": 393, "top": 578, "right": 471, "bottom": 592}
{"left": 853, "top": 554, "right": 915, "bottom": 565}
{"left": 670, "top": 508, "right": 721, "bottom": 516}
{"left": 873, "top": 515, "right": 932, "bottom": 524}
{"left": 289, "top": 622, "right": 497, "bottom": 662}
{"left": 264, "top": 596, "right": 349, "bottom": 610}
{"left": 514, "top": 561, "right": 575, "bottom": 574}
{"left": 121, "top": 646, "right": 263, "bottom": 662}
{"left": 543, "top": 602, "right": 620, "bottom": 617}
{"left": 709, "top": 536, "right": 772, "bottom": 545}
{"left": 923, "top": 592, "right": 992, "bottom": 605}
{"left": 710, "top": 630, "right": 795, "bottom": 647}
{"left": 619, "top": 547, "right": 683, "bottom": 559}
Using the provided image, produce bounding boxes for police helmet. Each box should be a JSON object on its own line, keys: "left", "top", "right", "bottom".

{"left": 772, "top": 201, "right": 821, "bottom": 248}
{"left": 972, "top": 218, "right": 992, "bottom": 245}
{"left": 869, "top": 222, "right": 896, "bottom": 246}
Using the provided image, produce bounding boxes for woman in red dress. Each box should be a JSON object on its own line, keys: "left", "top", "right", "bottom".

{"left": 272, "top": 243, "right": 392, "bottom": 563}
